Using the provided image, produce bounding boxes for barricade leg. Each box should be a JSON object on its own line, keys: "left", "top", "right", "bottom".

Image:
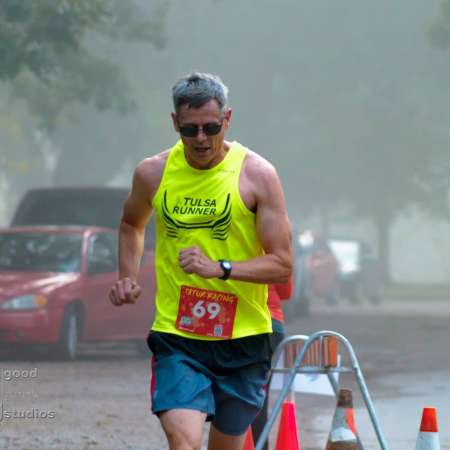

{"left": 255, "top": 331, "right": 389, "bottom": 450}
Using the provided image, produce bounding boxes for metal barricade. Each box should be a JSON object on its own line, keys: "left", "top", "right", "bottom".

{"left": 255, "top": 330, "right": 389, "bottom": 450}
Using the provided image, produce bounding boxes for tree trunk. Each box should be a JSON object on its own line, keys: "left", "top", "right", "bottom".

{"left": 318, "top": 203, "right": 331, "bottom": 238}
{"left": 374, "top": 211, "right": 392, "bottom": 285}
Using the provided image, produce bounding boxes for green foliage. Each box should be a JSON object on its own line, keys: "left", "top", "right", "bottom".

{"left": 0, "top": 0, "right": 168, "bottom": 130}
{"left": 0, "top": 0, "right": 110, "bottom": 81}
{"left": 428, "top": 0, "right": 450, "bottom": 50}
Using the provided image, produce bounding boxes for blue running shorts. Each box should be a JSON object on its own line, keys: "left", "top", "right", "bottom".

{"left": 147, "top": 331, "right": 272, "bottom": 436}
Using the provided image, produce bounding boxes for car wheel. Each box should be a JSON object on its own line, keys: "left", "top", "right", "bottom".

{"left": 296, "top": 294, "right": 311, "bottom": 317}
{"left": 325, "top": 283, "right": 340, "bottom": 306}
{"left": 57, "top": 307, "right": 79, "bottom": 360}
{"left": 369, "top": 293, "right": 382, "bottom": 305}
{"left": 347, "top": 280, "right": 362, "bottom": 304}
{"left": 325, "top": 293, "right": 338, "bottom": 305}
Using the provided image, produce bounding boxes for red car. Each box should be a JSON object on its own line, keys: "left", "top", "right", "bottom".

{"left": 307, "top": 239, "right": 340, "bottom": 302}
{"left": 297, "top": 231, "right": 340, "bottom": 306}
{"left": 0, "top": 226, "right": 155, "bottom": 359}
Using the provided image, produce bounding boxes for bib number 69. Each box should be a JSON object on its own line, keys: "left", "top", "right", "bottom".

{"left": 192, "top": 300, "right": 221, "bottom": 319}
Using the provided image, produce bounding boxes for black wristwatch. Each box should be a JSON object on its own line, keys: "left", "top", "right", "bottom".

{"left": 219, "top": 259, "right": 232, "bottom": 280}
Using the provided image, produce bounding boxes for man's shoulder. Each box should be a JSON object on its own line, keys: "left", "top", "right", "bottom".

{"left": 136, "top": 149, "right": 171, "bottom": 177}
{"left": 134, "top": 149, "right": 171, "bottom": 189}
{"left": 242, "top": 147, "right": 278, "bottom": 181}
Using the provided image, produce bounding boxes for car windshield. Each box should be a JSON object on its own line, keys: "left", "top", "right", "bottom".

{"left": 12, "top": 191, "right": 126, "bottom": 229}
{"left": 0, "top": 233, "right": 82, "bottom": 273}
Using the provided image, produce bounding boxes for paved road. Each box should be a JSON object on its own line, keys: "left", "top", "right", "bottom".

{"left": 281, "top": 298, "right": 450, "bottom": 450}
{"left": 0, "top": 298, "right": 449, "bottom": 449}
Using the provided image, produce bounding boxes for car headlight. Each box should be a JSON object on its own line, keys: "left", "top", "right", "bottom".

{"left": 1, "top": 294, "right": 48, "bottom": 310}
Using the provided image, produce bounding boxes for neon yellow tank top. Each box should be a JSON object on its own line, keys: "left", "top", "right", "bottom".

{"left": 151, "top": 140, "right": 271, "bottom": 340}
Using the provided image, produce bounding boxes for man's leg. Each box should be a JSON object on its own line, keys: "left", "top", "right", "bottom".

{"left": 207, "top": 424, "right": 247, "bottom": 450}
{"left": 250, "top": 396, "right": 269, "bottom": 450}
{"left": 160, "top": 408, "right": 206, "bottom": 450}
{"left": 208, "top": 334, "right": 272, "bottom": 450}
{"left": 251, "top": 327, "right": 286, "bottom": 450}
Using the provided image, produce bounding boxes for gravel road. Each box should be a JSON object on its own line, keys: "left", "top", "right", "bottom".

{"left": 1, "top": 298, "right": 449, "bottom": 450}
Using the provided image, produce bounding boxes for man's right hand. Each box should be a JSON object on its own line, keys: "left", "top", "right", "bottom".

{"left": 109, "top": 277, "right": 142, "bottom": 306}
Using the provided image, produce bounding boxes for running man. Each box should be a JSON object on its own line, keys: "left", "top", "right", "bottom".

{"left": 109, "top": 72, "right": 293, "bottom": 450}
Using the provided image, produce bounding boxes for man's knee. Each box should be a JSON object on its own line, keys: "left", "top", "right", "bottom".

{"left": 160, "top": 409, "right": 206, "bottom": 450}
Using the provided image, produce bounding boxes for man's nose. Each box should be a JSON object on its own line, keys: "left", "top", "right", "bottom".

{"left": 196, "top": 128, "right": 208, "bottom": 142}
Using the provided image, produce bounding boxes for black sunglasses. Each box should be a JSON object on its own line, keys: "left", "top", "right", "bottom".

{"left": 178, "top": 121, "right": 223, "bottom": 138}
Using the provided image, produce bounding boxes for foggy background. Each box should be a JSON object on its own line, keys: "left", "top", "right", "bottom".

{"left": 2, "top": 0, "right": 450, "bottom": 286}
{"left": 2, "top": 3, "right": 450, "bottom": 449}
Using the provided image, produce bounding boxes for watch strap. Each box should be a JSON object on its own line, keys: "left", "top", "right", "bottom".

{"left": 219, "top": 259, "right": 232, "bottom": 280}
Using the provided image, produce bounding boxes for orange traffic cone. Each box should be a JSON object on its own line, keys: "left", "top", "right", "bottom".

{"left": 325, "top": 389, "right": 358, "bottom": 450}
{"left": 275, "top": 400, "right": 300, "bottom": 450}
{"left": 415, "top": 407, "right": 440, "bottom": 450}
{"left": 242, "top": 427, "right": 255, "bottom": 450}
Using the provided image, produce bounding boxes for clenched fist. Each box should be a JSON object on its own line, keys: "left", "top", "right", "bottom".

{"left": 109, "top": 277, "right": 142, "bottom": 306}
{"left": 178, "top": 246, "right": 221, "bottom": 279}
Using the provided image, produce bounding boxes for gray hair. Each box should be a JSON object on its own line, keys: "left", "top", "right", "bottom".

{"left": 172, "top": 72, "right": 229, "bottom": 114}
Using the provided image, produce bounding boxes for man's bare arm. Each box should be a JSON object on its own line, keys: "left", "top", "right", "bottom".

{"left": 229, "top": 160, "right": 293, "bottom": 284}
{"left": 118, "top": 162, "right": 154, "bottom": 282}
{"left": 110, "top": 155, "right": 164, "bottom": 306}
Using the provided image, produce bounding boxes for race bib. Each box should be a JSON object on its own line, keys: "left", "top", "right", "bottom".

{"left": 175, "top": 285, "right": 238, "bottom": 339}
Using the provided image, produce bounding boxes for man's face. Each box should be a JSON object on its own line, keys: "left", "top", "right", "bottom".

{"left": 171, "top": 99, "right": 232, "bottom": 169}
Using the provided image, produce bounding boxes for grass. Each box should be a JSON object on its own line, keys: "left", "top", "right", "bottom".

{"left": 384, "top": 282, "right": 450, "bottom": 300}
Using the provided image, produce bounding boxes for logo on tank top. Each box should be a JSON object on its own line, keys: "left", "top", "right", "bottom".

{"left": 162, "top": 190, "right": 232, "bottom": 240}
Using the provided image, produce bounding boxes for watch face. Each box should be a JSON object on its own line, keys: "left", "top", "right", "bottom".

{"left": 222, "top": 261, "right": 232, "bottom": 270}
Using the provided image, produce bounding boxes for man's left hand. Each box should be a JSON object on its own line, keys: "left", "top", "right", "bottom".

{"left": 178, "top": 246, "right": 221, "bottom": 278}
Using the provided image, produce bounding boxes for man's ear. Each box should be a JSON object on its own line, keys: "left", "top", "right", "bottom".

{"left": 171, "top": 112, "right": 179, "bottom": 132}
{"left": 224, "top": 108, "right": 232, "bottom": 129}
